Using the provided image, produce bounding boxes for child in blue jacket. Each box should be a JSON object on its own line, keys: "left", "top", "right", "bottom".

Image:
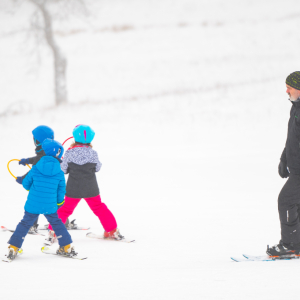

{"left": 17, "top": 125, "right": 54, "bottom": 233}
{"left": 7, "top": 139, "right": 77, "bottom": 260}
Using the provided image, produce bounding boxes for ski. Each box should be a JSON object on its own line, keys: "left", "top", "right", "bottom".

{"left": 2, "top": 249, "right": 23, "bottom": 263}
{"left": 1, "top": 226, "right": 45, "bottom": 236}
{"left": 86, "top": 232, "right": 135, "bottom": 243}
{"left": 41, "top": 246, "right": 87, "bottom": 260}
{"left": 231, "top": 255, "right": 267, "bottom": 262}
{"left": 39, "top": 226, "right": 90, "bottom": 231}
{"left": 244, "top": 253, "right": 300, "bottom": 261}
{"left": 243, "top": 254, "right": 274, "bottom": 261}
{"left": 230, "top": 256, "right": 251, "bottom": 262}
{"left": 39, "top": 219, "right": 90, "bottom": 231}
{"left": 231, "top": 253, "right": 300, "bottom": 262}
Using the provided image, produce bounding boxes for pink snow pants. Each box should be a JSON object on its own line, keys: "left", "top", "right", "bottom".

{"left": 48, "top": 195, "right": 117, "bottom": 232}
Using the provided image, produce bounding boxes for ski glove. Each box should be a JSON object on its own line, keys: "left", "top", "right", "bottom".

{"left": 278, "top": 161, "right": 289, "bottom": 178}
{"left": 16, "top": 177, "right": 23, "bottom": 184}
{"left": 19, "top": 158, "right": 30, "bottom": 166}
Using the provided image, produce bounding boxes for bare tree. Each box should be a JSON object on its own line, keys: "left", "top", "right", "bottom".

{"left": 8, "top": 0, "right": 89, "bottom": 106}
{"left": 29, "top": 0, "right": 67, "bottom": 105}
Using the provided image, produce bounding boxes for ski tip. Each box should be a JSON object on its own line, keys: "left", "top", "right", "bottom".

{"left": 230, "top": 257, "right": 241, "bottom": 262}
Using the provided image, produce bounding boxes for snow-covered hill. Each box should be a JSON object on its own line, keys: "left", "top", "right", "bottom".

{"left": 0, "top": 0, "right": 300, "bottom": 299}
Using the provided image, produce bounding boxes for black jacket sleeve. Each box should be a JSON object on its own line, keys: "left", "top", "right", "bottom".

{"left": 22, "top": 152, "right": 45, "bottom": 179}
{"left": 28, "top": 156, "right": 41, "bottom": 165}
{"left": 280, "top": 147, "right": 287, "bottom": 163}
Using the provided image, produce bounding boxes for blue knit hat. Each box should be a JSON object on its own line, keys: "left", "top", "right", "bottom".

{"left": 73, "top": 124, "right": 95, "bottom": 144}
{"left": 32, "top": 125, "right": 54, "bottom": 144}
{"left": 42, "top": 139, "right": 64, "bottom": 158}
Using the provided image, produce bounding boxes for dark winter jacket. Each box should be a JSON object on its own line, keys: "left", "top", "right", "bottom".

{"left": 281, "top": 101, "right": 300, "bottom": 174}
{"left": 22, "top": 156, "right": 66, "bottom": 214}
{"left": 61, "top": 146, "right": 102, "bottom": 198}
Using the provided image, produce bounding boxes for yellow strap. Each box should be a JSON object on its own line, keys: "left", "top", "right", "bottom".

{"left": 7, "top": 159, "right": 31, "bottom": 179}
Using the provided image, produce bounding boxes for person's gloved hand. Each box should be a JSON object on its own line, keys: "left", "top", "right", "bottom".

{"left": 16, "top": 177, "right": 23, "bottom": 184}
{"left": 278, "top": 161, "right": 289, "bottom": 178}
{"left": 19, "top": 158, "right": 30, "bottom": 166}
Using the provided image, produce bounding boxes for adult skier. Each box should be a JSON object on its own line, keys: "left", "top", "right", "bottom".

{"left": 267, "top": 71, "right": 300, "bottom": 256}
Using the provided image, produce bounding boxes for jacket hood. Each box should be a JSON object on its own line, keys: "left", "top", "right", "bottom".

{"left": 36, "top": 156, "right": 62, "bottom": 176}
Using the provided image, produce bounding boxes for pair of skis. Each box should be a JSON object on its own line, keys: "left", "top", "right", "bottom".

{"left": 40, "top": 233, "right": 135, "bottom": 261}
{"left": 41, "top": 232, "right": 135, "bottom": 261}
{"left": 39, "top": 219, "right": 90, "bottom": 231}
{"left": 2, "top": 224, "right": 135, "bottom": 262}
{"left": 1, "top": 225, "right": 135, "bottom": 243}
{"left": 3, "top": 247, "right": 87, "bottom": 262}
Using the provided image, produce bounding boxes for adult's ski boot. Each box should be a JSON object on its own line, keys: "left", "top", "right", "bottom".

{"left": 44, "top": 230, "right": 57, "bottom": 245}
{"left": 104, "top": 228, "right": 124, "bottom": 240}
{"left": 266, "top": 240, "right": 300, "bottom": 257}
{"left": 56, "top": 244, "right": 77, "bottom": 257}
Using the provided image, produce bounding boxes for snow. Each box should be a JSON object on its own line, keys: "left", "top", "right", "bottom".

{"left": 0, "top": 0, "right": 300, "bottom": 299}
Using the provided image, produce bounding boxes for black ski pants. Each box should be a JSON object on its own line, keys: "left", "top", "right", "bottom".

{"left": 278, "top": 174, "right": 300, "bottom": 244}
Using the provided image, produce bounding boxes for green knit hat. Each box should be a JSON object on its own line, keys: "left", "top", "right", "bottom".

{"left": 286, "top": 71, "right": 300, "bottom": 90}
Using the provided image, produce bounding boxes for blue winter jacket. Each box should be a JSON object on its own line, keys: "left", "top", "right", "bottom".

{"left": 22, "top": 156, "right": 66, "bottom": 215}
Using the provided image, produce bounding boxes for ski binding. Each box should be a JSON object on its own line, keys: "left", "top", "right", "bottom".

{"left": 41, "top": 246, "right": 87, "bottom": 260}
{"left": 3, "top": 248, "right": 23, "bottom": 263}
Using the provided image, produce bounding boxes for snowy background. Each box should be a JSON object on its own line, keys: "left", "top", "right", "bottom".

{"left": 0, "top": 0, "right": 300, "bottom": 299}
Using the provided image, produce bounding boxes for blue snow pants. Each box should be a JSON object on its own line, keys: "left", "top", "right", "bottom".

{"left": 8, "top": 211, "right": 72, "bottom": 248}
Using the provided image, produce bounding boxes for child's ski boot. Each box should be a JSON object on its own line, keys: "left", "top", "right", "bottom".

{"left": 65, "top": 219, "right": 77, "bottom": 230}
{"left": 7, "top": 245, "right": 21, "bottom": 261}
{"left": 28, "top": 224, "right": 39, "bottom": 234}
{"left": 44, "top": 230, "right": 57, "bottom": 245}
{"left": 56, "top": 244, "right": 77, "bottom": 257}
{"left": 104, "top": 228, "right": 124, "bottom": 240}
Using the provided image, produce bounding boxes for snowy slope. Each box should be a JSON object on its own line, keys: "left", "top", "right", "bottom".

{"left": 0, "top": 0, "right": 300, "bottom": 299}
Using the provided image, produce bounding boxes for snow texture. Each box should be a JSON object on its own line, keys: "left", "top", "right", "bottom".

{"left": 0, "top": 0, "right": 299, "bottom": 299}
